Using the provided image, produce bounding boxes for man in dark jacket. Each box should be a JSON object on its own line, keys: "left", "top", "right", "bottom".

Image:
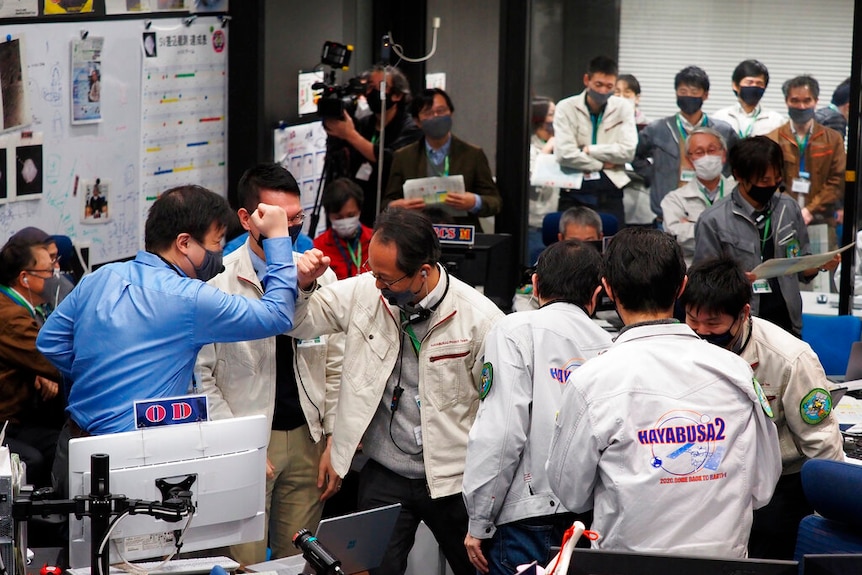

{"left": 383, "top": 88, "right": 502, "bottom": 231}
{"left": 323, "top": 65, "right": 422, "bottom": 227}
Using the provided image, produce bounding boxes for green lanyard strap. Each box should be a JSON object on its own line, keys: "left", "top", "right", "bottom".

{"left": 400, "top": 312, "right": 422, "bottom": 357}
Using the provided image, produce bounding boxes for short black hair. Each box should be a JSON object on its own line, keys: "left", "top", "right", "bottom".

{"left": 411, "top": 88, "right": 455, "bottom": 118}
{"left": 373, "top": 208, "right": 441, "bottom": 274}
{"left": 617, "top": 74, "right": 641, "bottom": 95}
{"left": 587, "top": 56, "right": 618, "bottom": 77}
{"left": 603, "top": 227, "right": 685, "bottom": 313}
{"left": 675, "top": 66, "right": 710, "bottom": 92}
{"left": 531, "top": 97, "right": 553, "bottom": 131}
{"left": 782, "top": 75, "right": 820, "bottom": 100}
{"left": 144, "top": 185, "right": 234, "bottom": 253}
{"left": 732, "top": 60, "right": 769, "bottom": 87}
{"left": 728, "top": 136, "right": 783, "bottom": 184}
{"left": 237, "top": 163, "right": 301, "bottom": 213}
{"left": 535, "top": 239, "right": 602, "bottom": 305}
{"left": 0, "top": 240, "right": 38, "bottom": 286}
{"left": 832, "top": 77, "right": 851, "bottom": 106}
{"left": 322, "top": 177, "right": 364, "bottom": 213}
{"left": 680, "top": 256, "right": 751, "bottom": 318}
{"left": 369, "top": 64, "right": 412, "bottom": 107}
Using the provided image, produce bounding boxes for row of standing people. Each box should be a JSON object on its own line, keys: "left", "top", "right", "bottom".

{"left": 530, "top": 57, "right": 847, "bottom": 272}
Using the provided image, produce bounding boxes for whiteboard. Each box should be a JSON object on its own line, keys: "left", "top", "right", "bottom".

{"left": 0, "top": 16, "right": 227, "bottom": 265}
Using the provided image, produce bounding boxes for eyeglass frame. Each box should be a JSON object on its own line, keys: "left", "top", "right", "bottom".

{"left": 24, "top": 268, "right": 55, "bottom": 279}
{"left": 361, "top": 260, "right": 414, "bottom": 289}
{"left": 288, "top": 212, "right": 306, "bottom": 225}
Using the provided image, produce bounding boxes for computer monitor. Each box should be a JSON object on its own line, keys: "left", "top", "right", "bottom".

{"left": 439, "top": 233, "right": 518, "bottom": 310}
{"left": 567, "top": 548, "right": 798, "bottom": 575}
{"left": 803, "top": 554, "right": 862, "bottom": 575}
{"left": 68, "top": 415, "right": 268, "bottom": 568}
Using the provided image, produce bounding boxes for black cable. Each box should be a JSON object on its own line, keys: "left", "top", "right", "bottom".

{"left": 388, "top": 324, "right": 423, "bottom": 456}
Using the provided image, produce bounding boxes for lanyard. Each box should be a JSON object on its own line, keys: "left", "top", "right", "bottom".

{"left": 758, "top": 213, "right": 772, "bottom": 257}
{"left": 371, "top": 132, "right": 379, "bottom": 145}
{"left": 794, "top": 130, "right": 811, "bottom": 174}
{"left": 0, "top": 284, "right": 35, "bottom": 319}
{"left": 675, "top": 113, "right": 708, "bottom": 140}
{"left": 698, "top": 180, "right": 724, "bottom": 206}
{"left": 426, "top": 151, "right": 449, "bottom": 177}
{"left": 333, "top": 231, "right": 362, "bottom": 275}
{"left": 590, "top": 110, "right": 604, "bottom": 145}
{"left": 346, "top": 238, "right": 362, "bottom": 271}
{"left": 400, "top": 312, "right": 422, "bottom": 357}
{"left": 738, "top": 108, "right": 761, "bottom": 139}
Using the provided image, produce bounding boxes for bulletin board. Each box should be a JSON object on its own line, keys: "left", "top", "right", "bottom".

{"left": 0, "top": 16, "right": 227, "bottom": 265}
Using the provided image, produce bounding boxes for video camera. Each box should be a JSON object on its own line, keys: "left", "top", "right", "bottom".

{"left": 313, "top": 41, "right": 366, "bottom": 120}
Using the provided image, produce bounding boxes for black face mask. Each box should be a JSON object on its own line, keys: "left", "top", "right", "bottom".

{"left": 698, "top": 315, "right": 743, "bottom": 350}
{"left": 367, "top": 89, "right": 396, "bottom": 115}
{"left": 677, "top": 96, "right": 704, "bottom": 116}
{"left": 737, "top": 86, "right": 765, "bottom": 106}
{"left": 747, "top": 183, "right": 778, "bottom": 206}
{"left": 289, "top": 224, "right": 303, "bottom": 244}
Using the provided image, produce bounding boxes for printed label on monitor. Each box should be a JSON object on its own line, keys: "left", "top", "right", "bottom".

{"left": 134, "top": 395, "right": 209, "bottom": 428}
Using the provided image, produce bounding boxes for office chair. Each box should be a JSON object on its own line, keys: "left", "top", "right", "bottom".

{"left": 794, "top": 459, "right": 862, "bottom": 563}
{"left": 801, "top": 314, "right": 862, "bottom": 377}
{"left": 541, "top": 211, "right": 619, "bottom": 246}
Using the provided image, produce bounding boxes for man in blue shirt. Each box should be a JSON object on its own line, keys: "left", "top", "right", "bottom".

{"left": 37, "top": 184, "right": 317, "bottom": 495}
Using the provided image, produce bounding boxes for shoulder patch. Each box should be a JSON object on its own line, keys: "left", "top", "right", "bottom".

{"left": 479, "top": 362, "right": 493, "bottom": 400}
{"left": 753, "top": 377, "right": 774, "bottom": 419}
{"left": 800, "top": 388, "right": 832, "bottom": 425}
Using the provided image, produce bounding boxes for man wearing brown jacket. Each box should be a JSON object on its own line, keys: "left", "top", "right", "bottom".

{"left": 768, "top": 75, "right": 846, "bottom": 248}
{"left": 0, "top": 237, "right": 63, "bottom": 487}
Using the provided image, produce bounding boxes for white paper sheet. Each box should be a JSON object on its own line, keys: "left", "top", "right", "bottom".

{"left": 750, "top": 243, "right": 854, "bottom": 279}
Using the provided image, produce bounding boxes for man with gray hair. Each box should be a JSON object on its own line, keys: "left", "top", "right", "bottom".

{"left": 661, "top": 126, "right": 736, "bottom": 267}
{"left": 557, "top": 205, "right": 603, "bottom": 242}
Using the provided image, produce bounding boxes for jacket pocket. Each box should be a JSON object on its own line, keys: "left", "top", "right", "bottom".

{"left": 717, "top": 229, "right": 757, "bottom": 255}
{"left": 344, "top": 312, "right": 393, "bottom": 392}
{"left": 425, "top": 347, "right": 472, "bottom": 410}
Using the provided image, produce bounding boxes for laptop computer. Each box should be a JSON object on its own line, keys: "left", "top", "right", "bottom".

{"left": 246, "top": 503, "right": 401, "bottom": 575}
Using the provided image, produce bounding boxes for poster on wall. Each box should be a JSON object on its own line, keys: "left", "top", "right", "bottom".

{"left": 13, "top": 131, "right": 43, "bottom": 201}
{"left": 71, "top": 36, "right": 104, "bottom": 124}
{"left": 191, "top": 0, "right": 227, "bottom": 12}
{"left": 140, "top": 21, "right": 227, "bottom": 237}
{"left": 274, "top": 121, "right": 327, "bottom": 238}
{"left": 105, "top": 0, "right": 188, "bottom": 14}
{"left": 0, "top": 1, "right": 38, "bottom": 18}
{"left": 43, "top": 0, "right": 94, "bottom": 14}
{"left": 81, "top": 177, "right": 109, "bottom": 223}
{"left": 0, "top": 36, "right": 31, "bottom": 132}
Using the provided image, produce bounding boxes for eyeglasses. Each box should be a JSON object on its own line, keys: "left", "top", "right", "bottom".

{"left": 361, "top": 260, "right": 411, "bottom": 288}
{"left": 48, "top": 254, "right": 61, "bottom": 265}
{"left": 418, "top": 107, "right": 451, "bottom": 120}
{"left": 25, "top": 269, "right": 54, "bottom": 279}
{"left": 288, "top": 212, "right": 306, "bottom": 225}
{"left": 688, "top": 147, "right": 723, "bottom": 159}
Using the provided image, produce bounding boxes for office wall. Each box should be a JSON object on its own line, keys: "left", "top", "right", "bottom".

{"left": 426, "top": 0, "right": 500, "bottom": 173}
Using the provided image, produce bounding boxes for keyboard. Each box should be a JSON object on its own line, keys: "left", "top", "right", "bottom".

{"left": 68, "top": 556, "right": 240, "bottom": 575}
{"left": 843, "top": 436, "right": 862, "bottom": 460}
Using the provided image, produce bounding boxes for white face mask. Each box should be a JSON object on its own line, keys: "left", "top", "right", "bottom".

{"left": 692, "top": 154, "right": 724, "bottom": 181}
{"left": 331, "top": 216, "right": 360, "bottom": 239}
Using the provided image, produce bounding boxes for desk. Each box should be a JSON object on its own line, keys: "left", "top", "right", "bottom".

{"left": 801, "top": 292, "right": 862, "bottom": 317}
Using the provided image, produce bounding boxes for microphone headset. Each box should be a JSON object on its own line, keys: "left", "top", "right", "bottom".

{"left": 401, "top": 267, "right": 447, "bottom": 325}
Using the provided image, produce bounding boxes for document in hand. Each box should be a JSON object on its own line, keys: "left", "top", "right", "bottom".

{"left": 403, "top": 175, "right": 467, "bottom": 216}
{"left": 531, "top": 154, "right": 584, "bottom": 189}
{"left": 750, "top": 243, "right": 854, "bottom": 280}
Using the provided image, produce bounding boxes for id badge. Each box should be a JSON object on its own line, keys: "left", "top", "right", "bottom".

{"left": 752, "top": 279, "right": 773, "bottom": 294}
{"left": 792, "top": 177, "right": 811, "bottom": 194}
{"left": 680, "top": 169, "right": 696, "bottom": 182}
{"left": 583, "top": 171, "right": 601, "bottom": 181}
{"left": 413, "top": 425, "right": 423, "bottom": 446}
{"left": 356, "top": 162, "right": 373, "bottom": 181}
